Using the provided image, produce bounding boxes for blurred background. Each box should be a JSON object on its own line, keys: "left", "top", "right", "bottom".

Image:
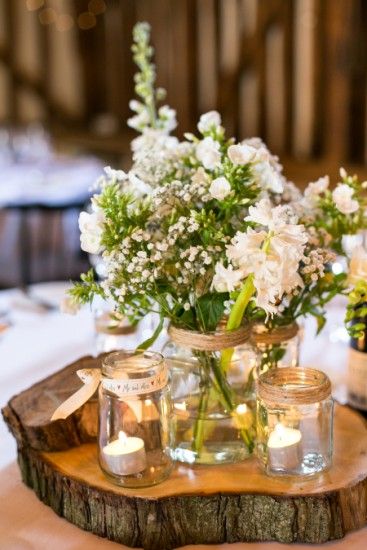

{"left": 0, "top": 0, "right": 367, "bottom": 287}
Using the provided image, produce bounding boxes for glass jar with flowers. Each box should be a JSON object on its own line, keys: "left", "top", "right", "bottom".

{"left": 65, "top": 23, "right": 365, "bottom": 465}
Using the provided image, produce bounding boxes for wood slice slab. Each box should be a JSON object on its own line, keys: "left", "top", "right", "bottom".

{"left": 14, "top": 405, "right": 367, "bottom": 549}
{"left": 2, "top": 354, "right": 103, "bottom": 451}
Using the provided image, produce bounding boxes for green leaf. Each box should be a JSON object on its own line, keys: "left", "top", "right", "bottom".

{"left": 137, "top": 314, "right": 164, "bottom": 350}
{"left": 316, "top": 314, "right": 327, "bottom": 334}
{"left": 196, "top": 293, "right": 226, "bottom": 331}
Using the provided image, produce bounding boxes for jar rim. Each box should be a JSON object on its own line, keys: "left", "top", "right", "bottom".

{"left": 257, "top": 367, "right": 331, "bottom": 405}
{"left": 251, "top": 322, "right": 299, "bottom": 345}
{"left": 102, "top": 349, "right": 164, "bottom": 377}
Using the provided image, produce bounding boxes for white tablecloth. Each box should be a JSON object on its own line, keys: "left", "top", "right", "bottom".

{"left": 0, "top": 283, "right": 365, "bottom": 549}
{"left": 0, "top": 157, "right": 102, "bottom": 208}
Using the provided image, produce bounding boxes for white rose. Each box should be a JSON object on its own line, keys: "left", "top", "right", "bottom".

{"left": 196, "top": 137, "right": 221, "bottom": 170}
{"left": 209, "top": 176, "right": 231, "bottom": 200}
{"left": 79, "top": 209, "right": 105, "bottom": 254}
{"left": 197, "top": 111, "right": 221, "bottom": 133}
{"left": 227, "top": 143, "right": 257, "bottom": 165}
{"left": 60, "top": 295, "right": 80, "bottom": 315}
{"left": 332, "top": 184, "right": 359, "bottom": 215}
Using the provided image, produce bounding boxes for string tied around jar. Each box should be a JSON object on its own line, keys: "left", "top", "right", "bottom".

{"left": 250, "top": 322, "right": 299, "bottom": 346}
{"left": 257, "top": 367, "right": 332, "bottom": 405}
{"left": 168, "top": 324, "right": 251, "bottom": 352}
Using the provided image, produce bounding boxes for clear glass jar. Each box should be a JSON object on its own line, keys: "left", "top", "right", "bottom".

{"left": 251, "top": 323, "right": 300, "bottom": 379}
{"left": 98, "top": 350, "right": 174, "bottom": 487}
{"left": 94, "top": 309, "right": 137, "bottom": 354}
{"left": 256, "top": 367, "right": 334, "bottom": 476}
{"left": 164, "top": 325, "right": 255, "bottom": 466}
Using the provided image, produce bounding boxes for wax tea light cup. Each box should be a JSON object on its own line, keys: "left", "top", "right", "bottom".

{"left": 98, "top": 350, "right": 174, "bottom": 487}
{"left": 256, "top": 367, "right": 333, "bottom": 476}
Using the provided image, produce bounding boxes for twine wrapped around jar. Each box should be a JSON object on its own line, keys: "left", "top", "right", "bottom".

{"left": 168, "top": 324, "right": 251, "bottom": 352}
{"left": 257, "top": 367, "right": 332, "bottom": 405}
{"left": 250, "top": 323, "right": 299, "bottom": 346}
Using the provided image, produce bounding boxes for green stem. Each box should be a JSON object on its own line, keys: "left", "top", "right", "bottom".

{"left": 221, "top": 275, "right": 256, "bottom": 371}
{"left": 192, "top": 386, "right": 209, "bottom": 455}
{"left": 227, "top": 274, "right": 255, "bottom": 330}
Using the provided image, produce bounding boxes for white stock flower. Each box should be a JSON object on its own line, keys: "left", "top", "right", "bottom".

{"left": 227, "top": 228, "right": 267, "bottom": 270}
{"left": 79, "top": 209, "right": 105, "bottom": 254}
{"left": 198, "top": 111, "right": 221, "bottom": 133}
{"left": 227, "top": 200, "right": 307, "bottom": 316}
{"left": 60, "top": 295, "right": 80, "bottom": 315}
{"left": 211, "top": 262, "right": 244, "bottom": 293}
{"left": 252, "top": 161, "right": 284, "bottom": 193}
{"left": 158, "top": 105, "right": 177, "bottom": 133}
{"left": 228, "top": 143, "right": 262, "bottom": 165}
{"left": 332, "top": 184, "right": 359, "bottom": 215}
{"left": 209, "top": 176, "right": 231, "bottom": 200}
{"left": 196, "top": 137, "right": 221, "bottom": 170}
{"left": 104, "top": 166, "right": 127, "bottom": 181}
{"left": 127, "top": 109, "right": 151, "bottom": 131}
{"left": 303, "top": 176, "right": 329, "bottom": 207}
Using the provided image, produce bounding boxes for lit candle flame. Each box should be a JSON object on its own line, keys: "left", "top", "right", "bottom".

{"left": 118, "top": 431, "right": 127, "bottom": 444}
{"left": 236, "top": 403, "right": 248, "bottom": 415}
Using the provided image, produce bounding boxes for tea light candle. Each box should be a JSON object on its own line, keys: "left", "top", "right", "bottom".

{"left": 103, "top": 431, "right": 147, "bottom": 476}
{"left": 267, "top": 423, "right": 302, "bottom": 471}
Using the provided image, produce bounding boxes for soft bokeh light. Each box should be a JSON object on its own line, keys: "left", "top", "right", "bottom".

{"left": 38, "top": 7, "right": 56, "bottom": 25}
{"left": 55, "top": 13, "right": 74, "bottom": 32}
{"left": 26, "top": 0, "right": 44, "bottom": 10}
{"left": 77, "top": 11, "right": 97, "bottom": 30}
{"left": 88, "top": 0, "right": 106, "bottom": 16}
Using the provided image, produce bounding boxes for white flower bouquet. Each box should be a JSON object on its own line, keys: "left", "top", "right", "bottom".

{"left": 69, "top": 23, "right": 366, "bottom": 459}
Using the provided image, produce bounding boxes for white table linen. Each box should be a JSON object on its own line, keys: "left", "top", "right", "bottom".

{"left": 0, "top": 157, "right": 102, "bottom": 208}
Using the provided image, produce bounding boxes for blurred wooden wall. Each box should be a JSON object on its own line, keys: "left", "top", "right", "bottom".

{"left": 1, "top": 0, "right": 367, "bottom": 172}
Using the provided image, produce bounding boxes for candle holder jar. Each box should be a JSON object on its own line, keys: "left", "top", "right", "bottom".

{"left": 256, "top": 367, "right": 333, "bottom": 477}
{"left": 94, "top": 309, "right": 136, "bottom": 354}
{"left": 98, "top": 350, "right": 174, "bottom": 487}
{"left": 252, "top": 323, "right": 300, "bottom": 377}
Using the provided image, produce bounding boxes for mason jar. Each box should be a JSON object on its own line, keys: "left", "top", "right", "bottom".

{"left": 98, "top": 350, "right": 174, "bottom": 487}
{"left": 251, "top": 323, "right": 300, "bottom": 378}
{"left": 94, "top": 309, "right": 136, "bottom": 354}
{"left": 164, "top": 324, "right": 255, "bottom": 465}
{"left": 256, "top": 367, "right": 333, "bottom": 476}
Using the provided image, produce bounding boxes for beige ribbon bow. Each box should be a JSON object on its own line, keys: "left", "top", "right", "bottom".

{"left": 51, "top": 366, "right": 168, "bottom": 422}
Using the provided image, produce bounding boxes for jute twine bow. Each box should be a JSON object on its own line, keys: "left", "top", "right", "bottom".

{"left": 250, "top": 322, "right": 299, "bottom": 345}
{"left": 168, "top": 324, "right": 250, "bottom": 352}
{"left": 257, "top": 367, "right": 332, "bottom": 405}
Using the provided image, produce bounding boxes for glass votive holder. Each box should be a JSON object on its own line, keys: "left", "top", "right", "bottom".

{"left": 251, "top": 323, "right": 300, "bottom": 377}
{"left": 256, "top": 367, "right": 333, "bottom": 477}
{"left": 98, "top": 350, "right": 174, "bottom": 487}
{"left": 94, "top": 309, "right": 136, "bottom": 354}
